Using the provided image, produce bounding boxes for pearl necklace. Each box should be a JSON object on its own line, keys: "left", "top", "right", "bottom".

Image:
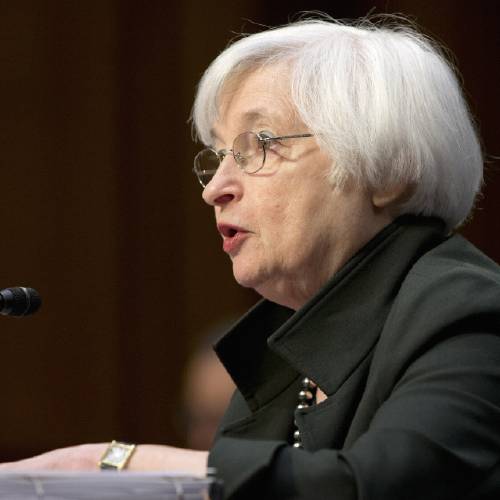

{"left": 293, "top": 377, "right": 318, "bottom": 448}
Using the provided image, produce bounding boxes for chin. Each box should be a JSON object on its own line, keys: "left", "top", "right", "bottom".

{"left": 232, "top": 260, "right": 292, "bottom": 306}
{"left": 231, "top": 259, "right": 267, "bottom": 292}
{"left": 232, "top": 268, "right": 259, "bottom": 290}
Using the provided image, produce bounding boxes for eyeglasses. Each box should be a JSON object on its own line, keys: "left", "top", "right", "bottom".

{"left": 193, "top": 131, "right": 314, "bottom": 187}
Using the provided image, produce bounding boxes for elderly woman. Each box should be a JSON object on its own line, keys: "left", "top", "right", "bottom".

{"left": 2, "top": 16, "right": 500, "bottom": 500}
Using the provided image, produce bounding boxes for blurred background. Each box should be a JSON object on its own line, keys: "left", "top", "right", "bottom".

{"left": 0, "top": 0, "right": 498, "bottom": 459}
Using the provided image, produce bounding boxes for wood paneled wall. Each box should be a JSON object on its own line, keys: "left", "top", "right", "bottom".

{"left": 0, "top": 0, "right": 498, "bottom": 460}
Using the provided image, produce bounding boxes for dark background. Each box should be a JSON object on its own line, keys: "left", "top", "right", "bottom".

{"left": 0, "top": 0, "right": 498, "bottom": 459}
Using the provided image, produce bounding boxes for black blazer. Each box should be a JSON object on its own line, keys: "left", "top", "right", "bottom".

{"left": 209, "top": 217, "right": 500, "bottom": 499}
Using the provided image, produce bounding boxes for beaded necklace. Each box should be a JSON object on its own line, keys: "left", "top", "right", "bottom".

{"left": 293, "top": 377, "right": 318, "bottom": 448}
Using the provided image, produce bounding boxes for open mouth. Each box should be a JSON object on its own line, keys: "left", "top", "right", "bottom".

{"left": 217, "top": 224, "right": 249, "bottom": 254}
{"left": 218, "top": 224, "right": 243, "bottom": 238}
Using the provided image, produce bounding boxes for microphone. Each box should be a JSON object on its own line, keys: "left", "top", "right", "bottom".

{"left": 0, "top": 287, "right": 42, "bottom": 317}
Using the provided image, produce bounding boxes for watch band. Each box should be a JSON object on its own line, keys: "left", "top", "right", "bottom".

{"left": 98, "top": 440, "right": 136, "bottom": 471}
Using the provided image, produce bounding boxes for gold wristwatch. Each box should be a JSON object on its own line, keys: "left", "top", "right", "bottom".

{"left": 98, "top": 440, "right": 136, "bottom": 470}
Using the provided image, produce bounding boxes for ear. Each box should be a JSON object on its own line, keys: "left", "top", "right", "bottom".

{"left": 371, "top": 184, "right": 412, "bottom": 209}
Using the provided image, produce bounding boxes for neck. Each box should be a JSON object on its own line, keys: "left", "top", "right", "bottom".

{"left": 257, "top": 218, "right": 395, "bottom": 310}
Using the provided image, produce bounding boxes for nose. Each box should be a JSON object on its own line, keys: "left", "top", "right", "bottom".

{"left": 202, "top": 155, "right": 243, "bottom": 207}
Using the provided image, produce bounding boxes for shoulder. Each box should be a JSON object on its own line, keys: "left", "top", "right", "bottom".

{"left": 372, "top": 234, "right": 500, "bottom": 383}
{"left": 393, "top": 233, "right": 500, "bottom": 326}
{"left": 408, "top": 232, "right": 500, "bottom": 287}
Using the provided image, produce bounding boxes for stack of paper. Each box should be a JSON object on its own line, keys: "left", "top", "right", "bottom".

{"left": 0, "top": 470, "right": 221, "bottom": 499}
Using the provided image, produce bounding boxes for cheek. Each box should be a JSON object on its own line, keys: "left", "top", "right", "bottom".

{"left": 261, "top": 204, "right": 309, "bottom": 262}
{"left": 253, "top": 186, "right": 288, "bottom": 231}
{"left": 252, "top": 177, "right": 328, "bottom": 253}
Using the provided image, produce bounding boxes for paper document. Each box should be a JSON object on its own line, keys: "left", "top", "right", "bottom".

{"left": 0, "top": 470, "right": 221, "bottom": 499}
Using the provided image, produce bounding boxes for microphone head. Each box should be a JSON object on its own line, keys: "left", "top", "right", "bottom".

{"left": 0, "top": 287, "right": 42, "bottom": 317}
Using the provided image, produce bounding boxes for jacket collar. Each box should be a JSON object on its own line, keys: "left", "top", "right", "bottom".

{"left": 215, "top": 216, "right": 446, "bottom": 411}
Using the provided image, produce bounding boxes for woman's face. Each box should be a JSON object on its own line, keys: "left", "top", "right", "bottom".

{"left": 202, "top": 66, "right": 392, "bottom": 309}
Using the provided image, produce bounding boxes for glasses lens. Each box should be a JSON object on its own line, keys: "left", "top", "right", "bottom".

{"left": 194, "top": 149, "right": 220, "bottom": 187}
{"left": 233, "top": 132, "right": 264, "bottom": 173}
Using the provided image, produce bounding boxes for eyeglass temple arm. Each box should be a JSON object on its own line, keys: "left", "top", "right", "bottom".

{"left": 259, "top": 133, "right": 314, "bottom": 142}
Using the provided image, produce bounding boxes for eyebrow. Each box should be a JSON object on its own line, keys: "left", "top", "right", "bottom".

{"left": 209, "top": 108, "right": 283, "bottom": 144}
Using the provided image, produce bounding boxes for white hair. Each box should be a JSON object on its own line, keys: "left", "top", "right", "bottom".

{"left": 192, "top": 16, "right": 483, "bottom": 230}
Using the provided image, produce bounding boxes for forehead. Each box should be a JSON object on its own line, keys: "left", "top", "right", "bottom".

{"left": 211, "top": 66, "right": 299, "bottom": 142}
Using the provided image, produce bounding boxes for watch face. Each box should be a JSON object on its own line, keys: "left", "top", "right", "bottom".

{"left": 101, "top": 442, "right": 135, "bottom": 468}
{"left": 104, "top": 446, "right": 128, "bottom": 466}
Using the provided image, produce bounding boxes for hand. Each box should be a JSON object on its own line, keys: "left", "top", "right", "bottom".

{"left": 0, "top": 443, "right": 107, "bottom": 471}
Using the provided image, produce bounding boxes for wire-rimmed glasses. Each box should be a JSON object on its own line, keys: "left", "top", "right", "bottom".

{"left": 193, "top": 131, "right": 314, "bottom": 187}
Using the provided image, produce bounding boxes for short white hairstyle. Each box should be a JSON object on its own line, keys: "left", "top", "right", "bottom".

{"left": 192, "top": 16, "right": 483, "bottom": 230}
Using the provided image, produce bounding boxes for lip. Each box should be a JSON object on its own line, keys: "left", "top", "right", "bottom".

{"left": 217, "top": 223, "right": 250, "bottom": 254}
